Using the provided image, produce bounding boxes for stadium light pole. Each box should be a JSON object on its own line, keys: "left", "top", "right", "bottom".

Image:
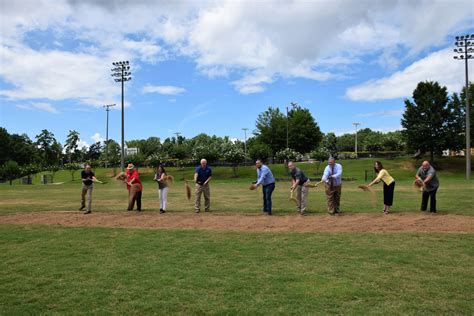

{"left": 286, "top": 106, "right": 289, "bottom": 148}
{"left": 453, "top": 34, "right": 473, "bottom": 180}
{"left": 111, "top": 61, "right": 131, "bottom": 171}
{"left": 242, "top": 128, "right": 248, "bottom": 155}
{"left": 103, "top": 104, "right": 116, "bottom": 168}
{"left": 353, "top": 122, "right": 361, "bottom": 159}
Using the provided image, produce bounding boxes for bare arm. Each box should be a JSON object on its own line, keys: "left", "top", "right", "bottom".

{"left": 204, "top": 176, "right": 212, "bottom": 185}
{"left": 193, "top": 172, "right": 198, "bottom": 183}
{"left": 367, "top": 179, "right": 380, "bottom": 187}
{"left": 291, "top": 179, "right": 299, "bottom": 190}
{"left": 423, "top": 175, "right": 433, "bottom": 184}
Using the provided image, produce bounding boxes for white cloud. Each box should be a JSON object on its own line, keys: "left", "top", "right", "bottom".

{"left": 77, "top": 139, "right": 89, "bottom": 149}
{"left": 346, "top": 48, "right": 474, "bottom": 101}
{"left": 0, "top": 0, "right": 473, "bottom": 97}
{"left": 16, "top": 102, "right": 58, "bottom": 113}
{"left": 91, "top": 132, "right": 104, "bottom": 143}
{"left": 142, "top": 85, "right": 186, "bottom": 95}
{"left": 356, "top": 110, "right": 404, "bottom": 118}
{"left": 372, "top": 125, "right": 403, "bottom": 133}
{"left": 231, "top": 73, "right": 274, "bottom": 94}
{"left": 0, "top": 44, "right": 117, "bottom": 106}
{"left": 396, "top": 0, "right": 473, "bottom": 54}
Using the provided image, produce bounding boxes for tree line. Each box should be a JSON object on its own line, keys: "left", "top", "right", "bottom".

{"left": 1, "top": 81, "right": 472, "bottom": 183}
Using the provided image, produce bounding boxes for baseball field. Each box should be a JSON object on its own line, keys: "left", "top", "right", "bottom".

{"left": 1, "top": 158, "right": 473, "bottom": 314}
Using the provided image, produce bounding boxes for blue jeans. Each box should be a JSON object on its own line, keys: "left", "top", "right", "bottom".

{"left": 262, "top": 183, "right": 275, "bottom": 214}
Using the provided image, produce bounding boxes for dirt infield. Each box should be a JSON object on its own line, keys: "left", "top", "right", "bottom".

{"left": 0, "top": 212, "right": 473, "bottom": 233}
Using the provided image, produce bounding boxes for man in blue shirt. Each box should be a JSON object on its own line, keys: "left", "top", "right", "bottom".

{"left": 194, "top": 159, "right": 212, "bottom": 213}
{"left": 321, "top": 157, "right": 343, "bottom": 215}
{"left": 254, "top": 159, "right": 276, "bottom": 215}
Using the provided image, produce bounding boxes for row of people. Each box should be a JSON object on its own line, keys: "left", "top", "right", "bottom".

{"left": 79, "top": 158, "right": 439, "bottom": 215}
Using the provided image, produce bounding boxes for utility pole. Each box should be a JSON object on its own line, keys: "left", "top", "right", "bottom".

{"left": 103, "top": 104, "right": 116, "bottom": 168}
{"left": 453, "top": 34, "right": 473, "bottom": 180}
{"left": 242, "top": 128, "right": 248, "bottom": 155}
{"left": 111, "top": 61, "right": 131, "bottom": 171}
{"left": 174, "top": 132, "right": 181, "bottom": 145}
{"left": 353, "top": 122, "right": 361, "bottom": 159}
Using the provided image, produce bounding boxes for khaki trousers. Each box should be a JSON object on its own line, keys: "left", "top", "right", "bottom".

{"left": 81, "top": 184, "right": 93, "bottom": 212}
{"left": 325, "top": 183, "right": 341, "bottom": 214}
{"left": 296, "top": 181, "right": 310, "bottom": 213}
{"left": 128, "top": 184, "right": 142, "bottom": 211}
{"left": 195, "top": 183, "right": 210, "bottom": 212}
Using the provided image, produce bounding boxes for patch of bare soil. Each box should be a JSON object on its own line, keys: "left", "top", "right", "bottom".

{"left": 0, "top": 212, "right": 473, "bottom": 233}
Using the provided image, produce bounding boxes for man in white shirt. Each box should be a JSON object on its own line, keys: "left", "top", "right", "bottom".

{"left": 321, "top": 157, "right": 343, "bottom": 215}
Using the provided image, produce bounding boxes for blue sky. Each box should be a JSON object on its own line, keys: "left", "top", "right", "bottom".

{"left": 0, "top": 0, "right": 473, "bottom": 148}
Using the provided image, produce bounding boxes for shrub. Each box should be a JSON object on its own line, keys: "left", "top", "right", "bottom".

{"left": 0, "top": 160, "right": 21, "bottom": 185}
{"left": 223, "top": 145, "right": 246, "bottom": 177}
{"left": 310, "top": 147, "right": 330, "bottom": 162}
{"left": 275, "top": 148, "right": 303, "bottom": 163}
{"left": 126, "top": 153, "right": 147, "bottom": 167}
{"left": 248, "top": 143, "right": 272, "bottom": 162}
{"left": 191, "top": 144, "right": 220, "bottom": 163}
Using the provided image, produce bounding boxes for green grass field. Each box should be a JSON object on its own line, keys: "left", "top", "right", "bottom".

{"left": 1, "top": 158, "right": 472, "bottom": 215}
{"left": 1, "top": 158, "right": 473, "bottom": 314}
{"left": 0, "top": 226, "right": 472, "bottom": 314}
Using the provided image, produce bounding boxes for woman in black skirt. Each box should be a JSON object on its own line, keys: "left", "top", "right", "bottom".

{"left": 367, "top": 161, "right": 395, "bottom": 215}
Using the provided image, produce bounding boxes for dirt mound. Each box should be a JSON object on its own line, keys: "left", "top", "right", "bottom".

{"left": 0, "top": 212, "right": 472, "bottom": 233}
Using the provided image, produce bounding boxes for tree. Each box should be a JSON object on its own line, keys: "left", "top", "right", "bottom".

{"left": 254, "top": 107, "right": 287, "bottom": 157}
{"left": 64, "top": 130, "right": 80, "bottom": 163}
{"left": 320, "top": 133, "right": 338, "bottom": 157}
{"left": 126, "top": 153, "right": 147, "bottom": 167}
{"left": 0, "top": 128, "right": 10, "bottom": 165}
{"left": 0, "top": 129, "right": 40, "bottom": 166}
{"left": 9, "top": 133, "right": 39, "bottom": 165}
{"left": 192, "top": 144, "right": 220, "bottom": 163}
{"left": 141, "top": 137, "right": 161, "bottom": 157}
{"left": 444, "top": 92, "right": 464, "bottom": 151}
{"left": 86, "top": 142, "right": 102, "bottom": 161}
{"left": 287, "top": 104, "right": 323, "bottom": 153}
{"left": 47, "top": 165, "right": 61, "bottom": 183}
{"left": 401, "top": 81, "right": 461, "bottom": 162}
{"left": 170, "top": 145, "right": 188, "bottom": 160}
{"left": 36, "top": 129, "right": 62, "bottom": 166}
{"left": 459, "top": 82, "right": 474, "bottom": 147}
{"left": 146, "top": 152, "right": 171, "bottom": 167}
{"left": 21, "top": 164, "right": 40, "bottom": 177}
{"left": 248, "top": 143, "right": 272, "bottom": 162}
{"left": 65, "top": 163, "right": 81, "bottom": 181}
{"left": 382, "top": 131, "right": 405, "bottom": 151}
{"left": 0, "top": 160, "right": 21, "bottom": 185}
{"left": 223, "top": 144, "right": 246, "bottom": 177}
{"left": 364, "top": 131, "right": 384, "bottom": 152}
{"left": 336, "top": 133, "right": 355, "bottom": 152}
{"left": 309, "top": 147, "right": 330, "bottom": 173}
{"left": 101, "top": 139, "right": 121, "bottom": 167}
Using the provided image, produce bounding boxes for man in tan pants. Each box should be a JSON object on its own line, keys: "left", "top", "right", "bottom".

{"left": 288, "top": 161, "right": 310, "bottom": 215}
{"left": 194, "top": 159, "right": 212, "bottom": 213}
{"left": 321, "top": 157, "right": 343, "bottom": 215}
